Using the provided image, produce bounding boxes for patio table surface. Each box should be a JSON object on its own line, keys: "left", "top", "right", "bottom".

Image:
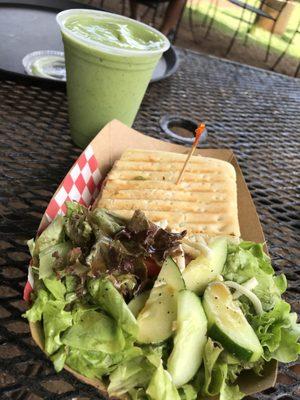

{"left": 0, "top": 48, "right": 299, "bottom": 400}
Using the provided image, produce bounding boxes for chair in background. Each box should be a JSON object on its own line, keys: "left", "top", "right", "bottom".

{"left": 271, "top": 19, "right": 300, "bottom": 77}
{"left": 261, "top": 0, "right": 294, "bottom": 62}
{"left": 129, "top": 0, "right": 187, "bottom": 40}
{"left": 224, "top": 0, "right": 278, "bottom": 56}
{"left": 226, "top": 0, "right": 291, "bottom": 62}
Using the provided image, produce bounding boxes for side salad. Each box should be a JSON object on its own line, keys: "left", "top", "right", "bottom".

{"left": 24, "top": 202, "right": 300, "bottom": 400}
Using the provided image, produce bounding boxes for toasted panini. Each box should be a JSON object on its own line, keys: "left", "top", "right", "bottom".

{"left": 95, "top": 149, "right": 240, "bottom": 237}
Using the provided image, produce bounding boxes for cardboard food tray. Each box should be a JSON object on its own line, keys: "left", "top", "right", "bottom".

{"left": 26, "top": 119, "right": 277, "bottom": 398}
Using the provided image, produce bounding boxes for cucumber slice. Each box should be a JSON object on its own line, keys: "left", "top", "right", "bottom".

{"left": 156, "top": 257, "right": 186, "bottom": 291}
{"left": 203, "top": 282, "right": 263, "bottom": 362}
{"left": 183, "top": 237, "right": 227, "bottom": 294}
{"left": 128, "top": 290, "right": 150, "bottom": 318}
{"left": 167, "top": 290, "right": 207, "bottom": 387}
{"left": 137, "top": 257, "right": 185, "bottom": 344}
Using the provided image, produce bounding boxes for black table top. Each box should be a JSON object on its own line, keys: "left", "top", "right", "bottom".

{"left": 0, "top": 48, "right": 299, "bottom": 399}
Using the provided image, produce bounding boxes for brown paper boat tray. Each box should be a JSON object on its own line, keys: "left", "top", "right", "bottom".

{"left": 27, "top": 120, "right": 277, "bottom": 399}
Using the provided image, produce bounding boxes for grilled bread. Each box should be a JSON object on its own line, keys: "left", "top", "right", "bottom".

{"left": 95, "top": 149, "right": 240, "bottom": 237}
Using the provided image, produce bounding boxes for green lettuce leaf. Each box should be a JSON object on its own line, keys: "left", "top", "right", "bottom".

{"left": 66, "top": 348, "right": 112, "bottom": 378}
{"left": 88, "top": 278, "right": 138, "bottom": 337}
{"left": 27, "top": 238, "right": 36, "bottom": 257}
{"left": 251, "top": 300, "right": 300, "bottom": 362}
{"left": 66, "top": 344, "right": 141, "bottom": 379}
{"left": 62, "top": 308, "right": 125, "bottom": 354}
{"left": 221, "top": 351, "right": 265, "bottom": 383}
{"left": 178, "top": 384, "right": 197, "bottom": 400}
{"left": 65, "top": 275, "right": 77, "bottom": 292}
{"left": 67, "top": 348, "right": 122, "bottom": 378}
{"left": 108, "top": 355, "right": 151, "bottom": 396}
{"left": 201, "top": 339, "right": 245, "bottom": 399}
{"left": 43, "top": 300, "right": 72, "bottom": 355}
{"left": 51, "top": 346, "right": 67, "bottom": 372}
{"left": 39, "top": 241, "right": 72, "bottom": 279}
{"left": 223, "top": 241, "right": 286, "bottom": 310}
{"left": 36, "top": 215, "right": 65, "bottom": 253}
{"left": 128, "top": 388, "right": 148, "bottom": 400}
{"left": 64, "top": 202, "right": 93, "bottom": 249}
{"left": 90, "top": 208, "right": 125, "bottom": 238}
{"left": 23, "top": 289, "right": 49, "bottom": 322}
{"left": 43, "top": 276, "right": 66, "bottom": 300}
{"left": 108, "top": 347, "right": 160, "bottom": 397}
{"left": 63, "top": 275, "right": 78, "bottom": 303}
{"left": 220, "top": 381, "right": 244, "bottom": 400}
{"left": 273, "top": 274, "right": 287, "bottom": 294}
{"left": 146, "top": 363, "right": 181, "bottom": 400}
{"left": 226, "top": 358, "right": 265, "bottom": 383}
{"left": 202, "top": 338, "right": 224, "bottom": 396}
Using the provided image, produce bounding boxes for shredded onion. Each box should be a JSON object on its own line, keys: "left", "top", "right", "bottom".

{"left": 182, "top": 238, "right": 212, "bottom": 257}
{"left": 225, "top": 280, "right": 263, "bottom": 315}
{"left": 182, "top": 243, "right": 201, "bottom": 259}
{"left": 232, "top": 277, "right": 258, "bottom": 299}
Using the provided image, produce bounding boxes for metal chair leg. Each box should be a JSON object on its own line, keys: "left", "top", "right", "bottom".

{"left": 243, "top": 6, "right": 254, "bottom": 46}
{"left": 225, "top": 3, "right": 247, "bottom": 56}
{"left": 173, "top": 0, "right": 188, "bottom": 43}
{"left": 271, "top": 21, "right": 300, "bottom": 71}
{"left": 265, "top": 3, "right": 287, "bottom": 62}
{"left": 265, "top": 21, "right": 275, "bottom": 62}
{"left": 202, "top": 0, "right": 214, "bottom": 28}
{"left": 204, "top": 0, "right": 219, "bottom": 39}
{"left": 189, "top": 0, "right": 199, "bottom": 43}
{"left": 295, "top": 59, "right": 300, "bottom": 78}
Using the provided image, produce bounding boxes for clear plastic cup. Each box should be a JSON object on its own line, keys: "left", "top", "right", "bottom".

{"left": 56, "top": 9, "right": 170, "bottom": 148}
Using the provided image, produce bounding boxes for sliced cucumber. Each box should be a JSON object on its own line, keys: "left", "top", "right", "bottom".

{"left": 137, "top": 257, "right": 185, "bottom": 344}
{"left": 156, "top": 257, "right": 186, "bottom": 291}
{"left": 128, "top": 290, "right": 150, "bottom": 318}
{"left": 167, "top": 290, "right": 207, "bottom": 387}
{"left": 183, "top": 237, "right": 227, "bottom": 294}
{"left": 203, "top": 282, "right": 263, "bottom": 362}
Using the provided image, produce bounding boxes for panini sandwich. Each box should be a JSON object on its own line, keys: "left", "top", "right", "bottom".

{"left": 95, "top": 149, "right": 240, "bottom": 237}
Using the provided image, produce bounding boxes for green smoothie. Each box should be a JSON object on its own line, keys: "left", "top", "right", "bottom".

{"left": 57, "top": 10, "right": 170, "bottom": 148}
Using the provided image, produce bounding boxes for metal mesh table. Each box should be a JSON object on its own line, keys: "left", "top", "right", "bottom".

{"left": 0, "top": 48, "right": 299, "bottom": 400}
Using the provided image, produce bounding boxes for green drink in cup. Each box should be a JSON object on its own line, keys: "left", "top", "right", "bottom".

{"left": 56, "top": 9, "right": 170, "bottom": 148}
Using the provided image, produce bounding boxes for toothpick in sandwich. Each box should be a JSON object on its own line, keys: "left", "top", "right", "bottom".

{"left": 176, "top": 123, "right": 206, "bottom": 185}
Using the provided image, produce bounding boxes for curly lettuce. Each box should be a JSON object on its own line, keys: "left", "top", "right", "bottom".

{"left": 223, "top": 241, "right": 286, "bottom": 311}
{"left": 108, "top": 346, "right": 162, "bottom": 397}
{"left": 251, "top": 300, "right": 300, "bottom": 362}
{"left": 201, "top": 339, "right": 244, "bottom": 399}
{"left": 146, "top": 362, "right": 181, "bottom": 400}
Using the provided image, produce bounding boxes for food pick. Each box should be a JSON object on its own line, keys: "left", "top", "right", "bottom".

{"left": 176, "top": 123, "right": 206, "bottom": 185}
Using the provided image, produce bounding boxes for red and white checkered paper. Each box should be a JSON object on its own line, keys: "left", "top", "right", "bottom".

{"left": 24, "top": 144, "right": 102, "bottom": 301}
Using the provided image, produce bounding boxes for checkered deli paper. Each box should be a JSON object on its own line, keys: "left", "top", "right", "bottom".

{"left": 23, "top": 144, "right": 102, "bottom": 301}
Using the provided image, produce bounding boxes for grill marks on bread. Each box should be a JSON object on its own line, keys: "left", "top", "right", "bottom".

{"left": 95, "top": 149, "right": 240, "bottom": 237}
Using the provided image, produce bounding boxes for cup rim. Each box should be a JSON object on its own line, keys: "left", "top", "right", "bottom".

{"left": 56, "top": 9, "right": 170, "bottom": 57}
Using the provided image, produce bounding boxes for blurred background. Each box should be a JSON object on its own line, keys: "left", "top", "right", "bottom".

{"left": 78, "top": 0, "right": 300, "bottom": 77}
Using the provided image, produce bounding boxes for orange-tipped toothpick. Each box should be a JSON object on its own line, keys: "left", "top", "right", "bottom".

{"left": 176, "top": 122, "right": 206, "bottom": 185}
